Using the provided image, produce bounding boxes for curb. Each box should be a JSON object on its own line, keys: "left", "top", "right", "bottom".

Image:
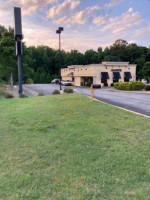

{"left": 113, "top": 89, "right": 150, "bottom": 94}
{"left": 92, "top": 97, "right": 150, "bottom": 119}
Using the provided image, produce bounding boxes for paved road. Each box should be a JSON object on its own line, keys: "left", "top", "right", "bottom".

{"left": 24, "top": 84, "right": 150, "bottom": 116}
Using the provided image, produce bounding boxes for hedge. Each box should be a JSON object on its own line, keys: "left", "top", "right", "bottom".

{"left": 114, "top": 82, "right": 145, "bottom": 91}
{"left": 64, "top": 88, "right": 74, "bottom": 93}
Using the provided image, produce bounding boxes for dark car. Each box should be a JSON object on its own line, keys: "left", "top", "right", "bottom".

{"left": 51, "top": 79, "right": 60, "bottom": 84}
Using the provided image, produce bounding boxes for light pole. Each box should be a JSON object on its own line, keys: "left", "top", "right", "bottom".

{"left": 56, "top": 27, "right": 64, "bottom": 90}
{"left": 14, "top": 7, "right": 23, "bottom": 94}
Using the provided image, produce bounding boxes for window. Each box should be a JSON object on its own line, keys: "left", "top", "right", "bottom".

{"left": 101, "top": 72, "right": 109, "bottom": 83}
{"left": 124, "top": 72, "right": 132, "bottom": 82}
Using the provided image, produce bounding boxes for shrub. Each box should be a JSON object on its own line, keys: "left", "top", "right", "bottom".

{"left": 64, "top": 88, "right": 74, "bottom": 93}
{"left": 104, "top": 82, "right": 108, "bottom": 87}
{"left": 52, "top": 90, "right": 60, "bottom": 95}
{"left": 129, "top": 82, "right": 145, "bottom": 90}
{"left": 110, "top": 83, "right": 114, "bottom": 87}
{"left": 0, "top": 88, "right": 6, "bottom": 96}
{"left": 5, "top": 93, "right": 14, "bottom": 98}
{"left": 145, "top": 85, "right": 150, "bottom": 91}
{"left": 26, "top": 78, "right": 34, "bottom": 84}
{"left": 38, "top": 90, "right": 45, "bottom": 96}
{"left": 86, "top": 81, "right": 92, "bottom": 87}
{"left": 20, "top": 94, "right": 28, "bottom": 98}
{"left": 114, "top": 81, "right": 145, "bottom": 91}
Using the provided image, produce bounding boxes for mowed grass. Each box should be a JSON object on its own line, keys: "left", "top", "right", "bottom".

{"left": 0, "top": 94, "right": 150, "bottom": 200}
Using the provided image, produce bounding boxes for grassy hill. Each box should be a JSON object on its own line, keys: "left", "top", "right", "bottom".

{"left": 0, "top": 94, "right": 150, "bottom": 200}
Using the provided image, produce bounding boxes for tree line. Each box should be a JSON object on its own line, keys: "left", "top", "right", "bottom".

{"left": 0, "top": 24, "right": 150, "bottom": 84}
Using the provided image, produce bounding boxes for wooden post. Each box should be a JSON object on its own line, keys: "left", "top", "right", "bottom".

{"left": 91, "top": 84, "right": 94, "bottom": 101}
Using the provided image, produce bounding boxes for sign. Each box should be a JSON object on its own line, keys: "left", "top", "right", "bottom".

{"left": 16, "top": 40, "right": 22, "bottom": 56}
{"left": 14, "top": 7, "right": 22, "bottom": 39}
{"left": 111, "top": 69, "right": 122, "bottom": 72}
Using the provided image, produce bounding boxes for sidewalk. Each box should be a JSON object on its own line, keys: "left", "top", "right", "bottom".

{"left": 23, "top": 85, "right": 38, "bottom": 96}
{"left": 7, "top": 85, "right": 38, "bottom": 98}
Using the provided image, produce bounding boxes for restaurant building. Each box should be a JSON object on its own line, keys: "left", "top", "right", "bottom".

{"left": 61, "top": 62, "right": 136, "bottom": 86}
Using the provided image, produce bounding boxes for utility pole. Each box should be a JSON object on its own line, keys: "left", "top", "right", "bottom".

{"left": 56, "top": 27, "right": 64, "bottom": 90}
{"left": 14, "top": 7, "right": 23, "bottom": 94}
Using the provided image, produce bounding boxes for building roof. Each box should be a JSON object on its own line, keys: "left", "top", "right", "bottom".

{"left": 102, "top": 62, "right": 129, "bottom": 66}
{"left": 68, "top": 65, "right": 84, "bottom": 69}
{"left": 66, "top": 62, "right": 133, "bottom": 69}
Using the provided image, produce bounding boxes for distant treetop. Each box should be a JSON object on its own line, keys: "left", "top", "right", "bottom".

{"left": 114, "top": 39, "right": 128, "bottom": 46}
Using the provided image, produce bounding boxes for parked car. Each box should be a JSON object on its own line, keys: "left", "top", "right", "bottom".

{"left": 61, "top": 80, "right": 72, "bottom": 86}
{"left": 51, "top": 79, "right": 60, "bottom": 84}
{"left": 141, "top": 79, "right": 147, "bottom": 84}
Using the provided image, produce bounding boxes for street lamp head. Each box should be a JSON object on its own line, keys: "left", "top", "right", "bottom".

{"left": 14, "top": 7, "right": 23, "bottom": 41}
{"left": 59, "top": 27, "right": 64, "bottom": 32}
{"left": 56, "top": 30, "right": 61, "bottom": 34}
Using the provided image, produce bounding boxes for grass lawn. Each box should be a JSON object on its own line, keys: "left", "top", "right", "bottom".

{"left": 0, "top": 94, "right": 150, "bottom": 200}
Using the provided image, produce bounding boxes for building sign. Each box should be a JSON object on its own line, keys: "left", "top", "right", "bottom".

{"left": 111, "top": 69, "right": 122, "bottom": 72}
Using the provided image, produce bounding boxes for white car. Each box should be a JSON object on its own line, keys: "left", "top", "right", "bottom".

{"left": 141, "top": 79, "right": 147, "bottom": 84}
{"left": 61, "top": 80, "right": 72, "bottom": 86}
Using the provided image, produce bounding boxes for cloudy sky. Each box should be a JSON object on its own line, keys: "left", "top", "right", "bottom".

{"left": 0, "top": 0, "right": 150, "bottom": 52}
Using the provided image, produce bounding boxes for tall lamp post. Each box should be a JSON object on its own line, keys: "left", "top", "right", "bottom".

{"left": 14, "top": 7, "right": 23, "bottom": 94}
{"left": 56, "top": 27, "right": 64, "bottom": 90}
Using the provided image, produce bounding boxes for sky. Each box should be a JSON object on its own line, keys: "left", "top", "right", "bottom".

{"left": 0, "top": 0, "right": 150, "bottom": 52}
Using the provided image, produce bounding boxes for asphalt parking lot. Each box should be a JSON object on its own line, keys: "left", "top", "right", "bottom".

{"left": 24, "top": 84, "right": 150, "bottom": 116}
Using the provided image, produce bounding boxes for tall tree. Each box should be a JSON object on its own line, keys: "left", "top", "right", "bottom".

{"left": 142, "top": 62, "right": 150, "bottom": 81}
{"left": 0, "top": 27, "right": 17, "bottom": 83}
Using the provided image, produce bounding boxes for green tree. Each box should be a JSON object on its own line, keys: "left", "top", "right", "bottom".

{"left": 84, "top": 49, "right": 99, "bottom": 64}
{"left": 142, "top": 62, "right": 150, "bottom": 81}
{"left": 0, "top": 27, "right": 17, "bottom": 82}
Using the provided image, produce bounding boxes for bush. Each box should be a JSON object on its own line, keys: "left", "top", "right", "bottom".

{"left": 52, "top": 90, "right": 60, "bottom": 95}
{"left": 20, "top": 94, "right": 28, "bottom": 98}
{"left": 86, "top": 81, "right": 92, "bottom": 87}
{"left": 38, "top": 90, "right": 45, "bottom": 96}
{"left": 145, "top": 85, "right": 150, "bottom": 91}
{"left": 5, "top": 93, "right": 14, "bottom": 98}
{"left": 110, "top": 83, "right": 114, "bottom": 87}
{"left": 26, "top": 78, "right": 34, "bottom": 84}
{"left": 104, "top": 82, "right": 108, "bottom": 87}
{"left": 0, "top": 87, "right": 6, "bottom": 96}
{"left": 64, "top": 88, "right": 74, "bottom": 93}
{"left": 114, "top": 81, "right": 145, "bottom": 91}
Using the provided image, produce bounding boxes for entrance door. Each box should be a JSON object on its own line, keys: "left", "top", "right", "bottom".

{"left": 113, "top": 72, "right": 121, "bottom": 83}
{"left": 81, "top": 77, "right": 93, "bottom": 86}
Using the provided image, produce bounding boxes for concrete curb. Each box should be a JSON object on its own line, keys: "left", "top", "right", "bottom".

{"left": 113, "top": 89, "right": 150, "bottom": 94}
{"left": 92, "top": 97, "right": 150, "bottom": 119}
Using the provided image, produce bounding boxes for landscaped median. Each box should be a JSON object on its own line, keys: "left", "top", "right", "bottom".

{"left": 114, "top": 81, "right": 145, "bottom": 91}
{"left": 0, "top": 94, "right": 150, "bottom": 199}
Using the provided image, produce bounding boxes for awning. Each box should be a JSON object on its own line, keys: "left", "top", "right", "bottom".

{"left": 113, "top": 72, "right": 121, "bottom": 79}
{"left": 124, "top": 72, "right": 132, "bottom": 79}
{"left": 101, "top": 72, "right": 109, "bottom": 79}
{"left": 67, "top": 72, "right": 74, "bottom": 77}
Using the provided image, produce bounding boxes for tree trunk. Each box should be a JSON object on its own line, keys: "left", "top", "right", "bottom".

{"left": 10, "top": 73, "right": 14, "bottom": 90}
